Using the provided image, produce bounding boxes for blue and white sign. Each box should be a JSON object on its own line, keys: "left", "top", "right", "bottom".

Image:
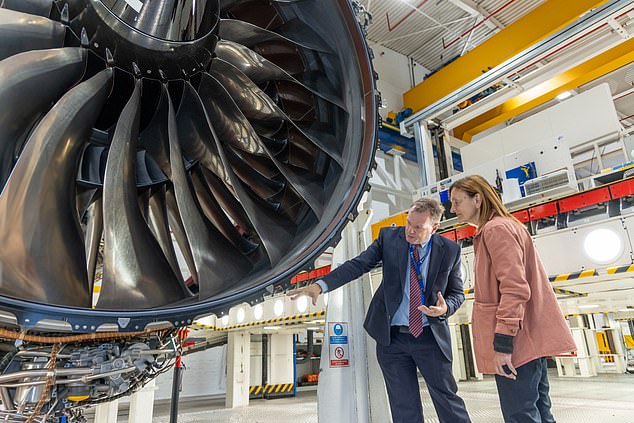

{"left": 328, "top": 322, "right": 349, "bottom": 367}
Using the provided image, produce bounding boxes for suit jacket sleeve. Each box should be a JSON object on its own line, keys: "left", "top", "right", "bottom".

{"left": 320, "top": 228, "right": 384, "bottom": 292}
{"left": 444, "top": 246, "right": 465, "bottom": 318}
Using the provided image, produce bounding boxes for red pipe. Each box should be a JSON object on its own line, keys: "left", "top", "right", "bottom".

{"left": 386, "top": 0, "right": 430, "bottom": 32}
{"left": 619, "top": 113, "right": 634, "bottom": 122}
{"left": 443, "top": 0, "right": 517, "bottom": 50}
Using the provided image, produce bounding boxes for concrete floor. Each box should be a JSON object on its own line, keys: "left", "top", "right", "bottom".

{"left": 140, "top": 371, "right": 634, "bottom": 423}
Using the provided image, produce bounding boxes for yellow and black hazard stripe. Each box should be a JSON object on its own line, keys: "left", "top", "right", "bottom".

{"left": 192, "top": 310, "right": 326, "bottom": 331}
{"left": 549, "top": 269, "right": 597, "bottom": 282}
{"left": 464, "top": 288, "right": 474, "bottom": 295}
{"left": 552, "top": 287, "right": 587, "bottom": 297}
{"left": 606, "top": 264, "right": 634, "bottom": 275}
{"left": 249, "top": 383, "right": 295, "bottom": 398}
{"left": 249, "top": 385, "right": 265, "bottom": 397}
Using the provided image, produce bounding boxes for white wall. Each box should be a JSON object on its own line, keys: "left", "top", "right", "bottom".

{"left": 369, "top": 42, "right": 429, "bottom": 119}
{"left": 153, "top": 345, "right": 227, "bottom": 400}
{"left": 462, "top": 84, "right": 622, "bottom": 170}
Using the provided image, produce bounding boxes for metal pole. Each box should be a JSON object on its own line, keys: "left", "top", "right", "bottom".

{"left": 169, "top": 329, "right": 186, "bottom": 423}
{"left": 169, "top": 359, "right": 183, "bottom": 423}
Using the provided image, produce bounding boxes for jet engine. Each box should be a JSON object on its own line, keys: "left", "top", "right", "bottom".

{"left": 0, "top": 0, "right": 377, "bottom": 419}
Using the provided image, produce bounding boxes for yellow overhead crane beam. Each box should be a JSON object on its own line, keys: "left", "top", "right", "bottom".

{"left": 454, "top": 37, "right": 634, "bottom": 141}
{"left": 402, "top": 0, "right": 610, "bottom": 115}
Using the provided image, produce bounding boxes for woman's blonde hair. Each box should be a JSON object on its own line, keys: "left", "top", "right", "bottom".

{"left": 449, "top": 175, "right": 521, "bottom": 227}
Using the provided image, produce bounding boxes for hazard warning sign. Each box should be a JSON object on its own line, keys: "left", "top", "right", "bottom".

{"left": 328, "top": 322, "right": 349, "bottom": 367}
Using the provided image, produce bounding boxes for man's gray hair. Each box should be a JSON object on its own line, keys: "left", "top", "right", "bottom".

{"left": 410, "top": 198, "right": 444, "bottom": 223}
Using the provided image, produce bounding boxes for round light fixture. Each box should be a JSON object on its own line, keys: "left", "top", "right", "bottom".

{"left": 221, "top": 315, "right": 229, "bottom": 326}
{"left": 236, "top": 307, "right": 245, "bottom": 323}
{"left": 274, "top": 299, "right": 284, "bottom": 317}
{"left": 297, "top": 296, "right": 308, "bottom": 313}
{"left": 583, "top": 228, "right": 623, "bottom": 264}
{"left": 253, "top": 304, "right": 263, "bottom": 320}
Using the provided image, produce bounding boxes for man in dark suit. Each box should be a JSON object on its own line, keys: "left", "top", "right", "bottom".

{"left": 290, "top": 198, "right": 471, "bottom": 423}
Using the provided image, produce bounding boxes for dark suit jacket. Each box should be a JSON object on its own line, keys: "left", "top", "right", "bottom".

{"left": 321, "top": 226, "right": 465, "bottom": 361}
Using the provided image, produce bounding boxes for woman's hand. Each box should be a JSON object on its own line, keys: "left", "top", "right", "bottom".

{"left": 494, "top": 352, "right": 517, "bottom": 380}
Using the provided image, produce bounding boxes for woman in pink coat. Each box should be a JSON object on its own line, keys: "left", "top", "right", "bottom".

{"left": 449, "top": 175, "right": 576, "bottom": 423}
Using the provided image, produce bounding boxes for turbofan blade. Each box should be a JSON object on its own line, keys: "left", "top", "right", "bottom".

{"left": 84, "top": 197, "right": 103, "bottom": 294}
{"left": 219, "top": 18, "right": 331, "bottom": 53}
{"left": 192, "top": 87, "right": 295, "bottom": 265}
{"left": 100, "top": 79, "right": 192, "bottom": 309}
{"left": 0, "top": 0, "right": 53, "bottom": 16}
{"left": 198, "top": 73, "right": 324, "bottom": 216}
{"left": 0, "top": 69, "right": 112, "bottom": 307}
{"left": 0, "top": 8, "right": 65, "bottom": 60}
{"left": 147, "top": 186, "right": 184, "bottom": 284}
{"left": 167, "top": 87, "right": 253, "bottom": 299}
{"left": 0, "top": 47, "right": 87, "bottom": 189}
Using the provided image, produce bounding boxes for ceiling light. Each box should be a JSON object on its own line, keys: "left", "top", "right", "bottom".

{"left": 236, "top": 307, "right": 245, "bottom": 323}
{"left": 583, "top": 228, "right": 623, "bottom": 264}
{"left": 274, "top": 299, "right": 284, "bottom": 317}
{"left": 263, "top": 326, "right": 280, "bottom": 330}
{"left": 306, "top": 327, "right": 322, "bottom": 331}
{"left": 579, "top": 304, "right": 599, "bottom": 309}
{"left": 254, "top": 304, "right": 263, "bottom": 320}
{"left": 221, "top": 315, "right": 230, "bottom": 326}
{"left": 297, "top": 296, "right": 308, "bottom": 313}
{"left": 619, "top": 308, "right": 633, "bottom": 312}
{"left": 556, "top": 91, "right": 572, "bottom": 101}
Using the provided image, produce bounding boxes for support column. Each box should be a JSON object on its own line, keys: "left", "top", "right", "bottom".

{"left": 94, "top": 399, "right": 118, "bottom": 423}
{"left": 128, "top": 379, "right": 156, "bottom": 423}
{"left": 413, "top": 121, "right": 436, "bottom": 187}
{"left": 318, "top": 209, "right": 391, "bottom": 423}
{"left": 226, "top": 330, "right": 250, "bottom": 408}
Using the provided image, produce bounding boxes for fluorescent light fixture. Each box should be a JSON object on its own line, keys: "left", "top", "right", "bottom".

{"left": 236, "top": 307, "right": 245, "bottom": 323}
{"left": 583, "top": 228, "right": 623, "bottom": 264}
{"left": 221, "top": 315, "right": 230, "bottom": 326}
{"left": 556, "top": 91, "right": 572, "bottom": 101}
{"left": 619, "top": 308, "right": 633, "bottom": 312}
{"left": 263, "top": 326, "right": 280, "bottom": 330}
{"left": 297, "top": 296, "right": 308, "bottom": 313}
{"left": 274, "top": 299, "right": 284, "bottom": 317}
{"left": 578, "top": 304, "right": 599, "bottom": 309}
{"left": 254, "top": 304, "right": 263, "bottom": 320}
{"left": 306, "top": 327, "right": 322, "bottom": 331}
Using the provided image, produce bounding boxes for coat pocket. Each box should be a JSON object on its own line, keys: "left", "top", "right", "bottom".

{"left": 472, "top": 301, "right": 499, "bottom": 374}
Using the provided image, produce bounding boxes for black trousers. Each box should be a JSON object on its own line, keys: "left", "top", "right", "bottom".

{"left": 495, "top": 357, "right": 556, "bottom": 423}
{"left": 376, "top": 326, "right": 471, "bottom": 423}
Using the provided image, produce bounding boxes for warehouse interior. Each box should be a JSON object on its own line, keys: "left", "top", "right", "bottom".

{"left": 1, "top": 0, "right": 634, "bottom": 422}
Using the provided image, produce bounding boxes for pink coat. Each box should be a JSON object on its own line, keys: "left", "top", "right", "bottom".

{"left": 472, "top": 215, "right": 576, "bottom": 374}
